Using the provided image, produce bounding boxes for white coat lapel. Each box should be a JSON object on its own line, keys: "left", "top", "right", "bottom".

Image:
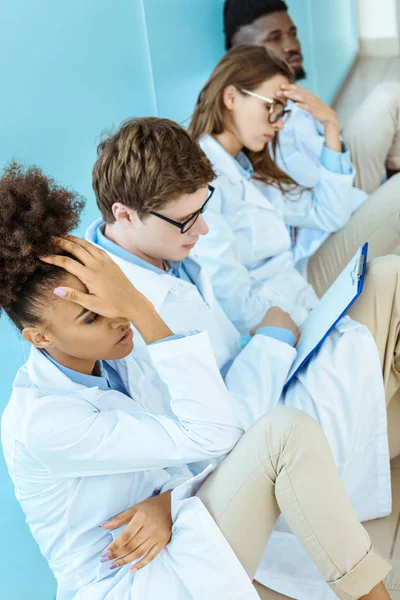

{"left": 200, "top": 135, "right": 276, "bottom": 212}
{"left": 183, "top": 255, "right": 215, "bottom": 307}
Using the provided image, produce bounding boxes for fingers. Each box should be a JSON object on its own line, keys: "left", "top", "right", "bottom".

{"left": 131, "top": 543, "right": 164, "bottom": 572}
{"left": 103, "top": 514, "right": 143, "bottom": 559}
{"left": 63, "top": 235, "right": 108, "bottom": 260}
{"left": 276, "top": 89, "right": 304, "bottom": 103}
{"left": 100, "top": 507, "right": 136, "bottom": 530}
{"left": 295, "top": 102, "right": 310, "bottom": 112}
{"left": 280, "top": 83, "right": 299, "bottom": 91}
{"left": 110, "top": 541, "right": 165, "bottom": 573}
{"left": 51, "top": 236, "right": 96, "bottom": 266}
{"left": 52, "top": 286, "right": 97, "bottom": 312}
{"left": 110, "top": 530, "right": 150, "bottom": 565}
{"left": 40, "top": 254, "right": 88, "bottom": 281}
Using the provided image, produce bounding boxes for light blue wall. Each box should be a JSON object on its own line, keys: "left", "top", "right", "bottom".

{"left": 143, "top": 0, "right": 225, "bottom": 124}
{"left": 286, "top": 0, "right": 359, "bottom": 103}
{"left": 0, "top": 1, "right": 358, "bottom": 598}
{"left": 0, "top": 1, "right": 156, "bottom": 598}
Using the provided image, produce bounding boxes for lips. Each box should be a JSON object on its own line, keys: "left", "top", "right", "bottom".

{"left": 118, "top": 329, "right": 133, "bottom": 345}
{"left": 287, "top": 53, "right": 303, "bottom": 66}
{"left": 182, "top": 240, "right": 197, "bottom": 250}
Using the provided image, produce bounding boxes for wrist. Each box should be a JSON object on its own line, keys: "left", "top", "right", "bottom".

{"left": 127, "top": 304, "right": 173, "bottom": 344}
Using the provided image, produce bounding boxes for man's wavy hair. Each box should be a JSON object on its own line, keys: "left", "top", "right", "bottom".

{"left": 92, "top": 117, "right": 216, "bottom": 224}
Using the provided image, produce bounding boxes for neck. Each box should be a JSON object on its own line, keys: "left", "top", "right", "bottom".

{"left": 45, "top": 348, "right": 99, "bottom": 376}
{"left": 213, "top": 130, "right": 243, "bottom": 157}
{"left": 104, "top": 222, "right": 165, "bottom": 270}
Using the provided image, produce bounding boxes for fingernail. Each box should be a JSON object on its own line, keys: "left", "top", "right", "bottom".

{"left": 54, "top": 288, "right": 67, "bottom": 297}
{"left": 130, "top": 567, "right": 138, "bottom": 574}
{"left": 109, "top": 563, "right": 119, "bottom": 570}
{"left": 100, "top": 550, "right": 112, "bottom": 562}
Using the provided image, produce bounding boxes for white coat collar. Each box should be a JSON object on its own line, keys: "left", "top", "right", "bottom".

{"left": 200, "top": 136, "right": 277, "bottom": 212}
{"left": 86, "top": 220, "right": 214, "bottom": 311}
{"left": 25, "top": 345, "right": 155, "bottom": 415}
{"left": 200, "top": 135, "right": 246, "bottom": 182}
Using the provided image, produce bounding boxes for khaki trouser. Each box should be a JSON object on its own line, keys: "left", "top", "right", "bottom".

{"left": 343, "top": 82, "right": 400, "bottom": 195}
{"left": 309, "top": 252, "right": 400, "bottom": 456}
{"left": 197, "top": 407, "right": 391, "bottom": 600}
{"left": 307, "top": 82, "right": 400, "bottom": 296}
{"left": 307, "top": 172, "right": 400, "bottom": 297}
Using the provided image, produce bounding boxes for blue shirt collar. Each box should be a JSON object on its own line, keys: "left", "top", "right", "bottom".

{"left": 235, "top": 151, "right": 254, "bottom": 181}
{"left": 42, "top": 351, "right": 111, "bottom": 391}
{"left": 94, "top": 221, "right": 184, "bottom": 276}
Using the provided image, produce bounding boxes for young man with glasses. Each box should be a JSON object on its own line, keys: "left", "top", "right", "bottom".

{"left": 87, "top": 117, "right": 300, "bottom": 431}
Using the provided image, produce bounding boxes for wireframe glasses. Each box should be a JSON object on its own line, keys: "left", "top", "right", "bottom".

{"left": 150, "top": 185, "right": 215, "bottom": 234}
{"left": 241, "top": 89, "right": 291, "bottom": 124}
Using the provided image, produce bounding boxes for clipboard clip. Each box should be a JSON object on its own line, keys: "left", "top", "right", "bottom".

{"left": 350, "top": 254, "right": 365, "bottom": 285}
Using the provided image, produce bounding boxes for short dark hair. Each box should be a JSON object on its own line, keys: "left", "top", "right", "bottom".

{"left": 224, "top": 0, "right": 288, "bottom": 50}
{"left": 93, "top": 117, "right": 215, "bottom": 224}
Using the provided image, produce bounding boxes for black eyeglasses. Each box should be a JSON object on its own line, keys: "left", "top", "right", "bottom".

{"left": 241, "top": 89, "right": 291, "bottom": 124}
{"left": 150, "top": 185, "right": 215, "bottom": 234}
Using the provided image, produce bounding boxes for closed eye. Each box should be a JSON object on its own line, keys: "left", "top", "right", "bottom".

{"left": 83, "top": 313, "right": 99, "bottom": 325}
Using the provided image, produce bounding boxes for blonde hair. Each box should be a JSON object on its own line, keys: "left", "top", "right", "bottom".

{"left": 188, "top": 44, "right": 297, "bottom": 190}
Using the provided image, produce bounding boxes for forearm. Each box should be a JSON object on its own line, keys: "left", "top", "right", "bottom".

{"left": 324, "top": 120, "right": 341, "bottom": 152}
{"left": 126, "top": 302, "right": 174, "bottom": 344}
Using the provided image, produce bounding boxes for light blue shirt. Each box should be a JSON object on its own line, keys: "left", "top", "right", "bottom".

{"left": 320, "top": 144, "right": 352, "bottom": 175}
{"left": 43, "top": 351, "right": 130, "bottom": 395}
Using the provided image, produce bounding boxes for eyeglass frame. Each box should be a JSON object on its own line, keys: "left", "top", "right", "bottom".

{"left": 241, "top": 89, "right": 291, "bottom": 124}
{"left": 149, "top": 185, "right": 215, "bottom": 234}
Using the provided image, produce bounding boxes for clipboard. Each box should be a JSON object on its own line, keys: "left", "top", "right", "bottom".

{"left": 283, "top": 242, "right": 368, "bottom": 389}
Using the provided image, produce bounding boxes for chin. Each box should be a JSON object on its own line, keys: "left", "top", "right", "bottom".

{"left": 106, "top": 341, "right": 134, "bottom": 361}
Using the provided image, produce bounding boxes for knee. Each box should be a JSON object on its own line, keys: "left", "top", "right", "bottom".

{"left": 367, "top": 81, "right": 400, "bottom": 111}
{"left": 251, "top": 407, "right": 322, "bottom": 451}
{"left": 367, "top": 255, "right": 400, "bottom": 284}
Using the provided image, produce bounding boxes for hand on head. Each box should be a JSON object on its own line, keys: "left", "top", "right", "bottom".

{"left": 40, "top": 236, "right": 154, "bottom": 321}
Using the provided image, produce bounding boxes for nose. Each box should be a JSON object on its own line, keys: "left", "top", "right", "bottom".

{"left": 273, "top": 118, "right": 285, "bottom": 132}
{"left": 110, "top": 317, "right": 130, "bottom": 330}
{"left": 193, "top": 214, "right": 209, "bottom": 236}
{"left": 284, "top": 35, "right": 300, "bottom": 53}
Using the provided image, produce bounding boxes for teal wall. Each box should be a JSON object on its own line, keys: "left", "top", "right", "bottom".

{"left": 287, "top": 0, "right": 359, "bottom": 103}
{"left": 0, "top": 1, "right": 358, "bottom": 598}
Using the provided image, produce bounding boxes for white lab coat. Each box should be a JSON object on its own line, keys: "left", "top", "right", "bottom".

{"left": 275, "top": 101, "right": 368, "bottom": 275}
{"left": 1, "top": 334, "right": 264, "bottom": 600}
{"left": 86, "top": 222, "right": 391, "bottom": 600}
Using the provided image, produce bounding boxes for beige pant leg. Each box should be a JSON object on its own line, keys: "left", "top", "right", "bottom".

{"left": 197, "top": 407, "right": 391, "bottom": 600}
{"left": 343, "top": 82, "right": 400, "bottom": 194}
{"left": 307, "top": 173, "right": 400, "bottom": 297}
{"left": 345, "top": 256, "right": 400, "bottom": 457}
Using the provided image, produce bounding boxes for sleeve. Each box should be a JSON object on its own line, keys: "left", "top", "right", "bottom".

{"left": 196, "top": 207, "right": 291, "bottom": 334}
{"left": 25, "top": 332, "right": 243, "bottom": 478}
{"left": 256, "top": 326, "right": 296, "bottom": 346}
{"left": 224, "top": 334, "right": 297, "bottom": 430}
{"left": 196, "top": 187, "right": 308, "bottom": 334}
{"left": 320, "top": 144, "right": 353, "bottom": 175}
{"left": 272, "top": 113, "right": 362, "bottom": 231}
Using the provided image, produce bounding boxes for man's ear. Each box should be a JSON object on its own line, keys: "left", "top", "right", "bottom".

{"left": 112, "top": 203, "right": 138, "bottom": 225}
{"left": 22, "top": 327, "right": 53, "bottom": 349}
{"left": 222, "top": 85, "right": 239, "bottom": 111}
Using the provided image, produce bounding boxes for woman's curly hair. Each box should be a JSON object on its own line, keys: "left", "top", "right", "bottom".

{"left": 0, "top": 161, "right": 85, "bottom": 329}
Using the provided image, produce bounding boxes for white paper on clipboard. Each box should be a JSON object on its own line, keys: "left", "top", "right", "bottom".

{"left": 284, "top": 243, "right": 367, "bottom": 388}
